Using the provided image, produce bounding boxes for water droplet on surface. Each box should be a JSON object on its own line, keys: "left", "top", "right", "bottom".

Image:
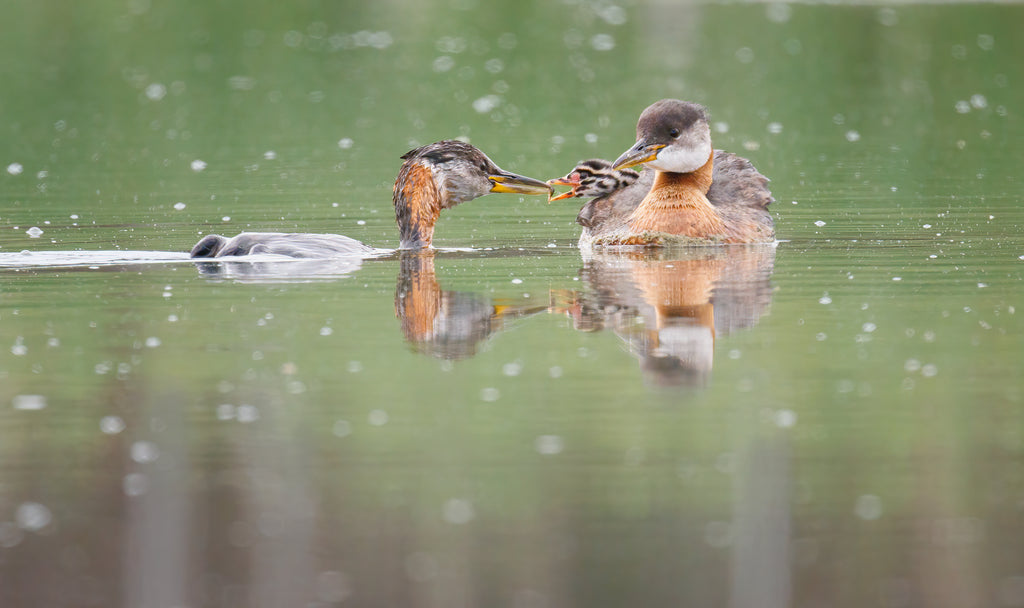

{"left": 502, "top": 362, "right": 522, "bottom": 377}
{"left": 484, "top": 58, "right": 504, "bottom": 74}
{"left": 100, "top": 415, "right": 126, "bottom": 434}
{"left": 442, "top": 498, "right": 475, "bottom": 524}
{"left": 480, "top": 387, "right": 500, "bottom": 402}
{"left": 13, "top": 394, "right": 47, "bottom": 411}
{"left": 319, "top": 326, "right": 333, "bottom": 336}
{"left": 766, "top": 3, "right": 792, "bottom": 23}
{"left": 144, "top": 337, "right": 161, "bottom": 348}
{"left": 190, "top": 159, "right": 207, "bottom": 172}
{"left": 173, "top": 202, "right": 186, "bottom": 210}
{"left": 15, "top": 502, "right": 52, "bottom": 531}
{"left": 144, "top": 83, "right": 167, "bottom": 100}
{"left": 130, "top": 440, "right": 160, "bottom": 463}
{"left": 26, "top": 226, "right": 43, "bottom": 238}
{"left": 236, "top": 404, "right": 260, "bottom": 423}
{"left": 775, "top": 409, "right": 797, "bottom": 428}
{"left": 432, "top": 55, "right": 455, "bottom": 72}
{"left": 876, "top": 7, "right": 899, "bottom": 26}
{"left": 535, "top": 434, "right": 564, "bottom": 455}
{"left": 472, "top": 94, "right": 501, "bottom": 114}
{"left": 590, "top": 34, "right": 615, "bottom": 51}
{"left": 814, "top": 220, "right": 827, "bottom": 227}
{"left": 7, "top": 163, "right": 24, "bottom": 175}
{"left": 854, "top": 494, "right": 883, "bottom": 520}
{"left": 597, "top": 4, "right": 627, "bottom": 25}
{"left": 333, "top": 420, "right": 351, "bottom": 437}
{"left": 845, "top": 130, "right": 861, "bottom": 142}
{"left": 337, "top": 137, "right": 354, "bottom": 149}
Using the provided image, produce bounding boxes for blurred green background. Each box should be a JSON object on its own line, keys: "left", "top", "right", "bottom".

{"left": 2, "top": 1, "right": 1023, "bottom": 607}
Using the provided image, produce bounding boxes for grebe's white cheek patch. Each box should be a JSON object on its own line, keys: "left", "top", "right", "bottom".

{"left": 647, "top": 138, "right": 712, "bottom": 173}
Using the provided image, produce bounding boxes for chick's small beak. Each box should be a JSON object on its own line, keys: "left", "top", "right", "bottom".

{"left": 546, "top": 176, "right": 576, "bottom": 187}
{"left": 546, "top": 175, "right": 579, "bottom": 202}
{"left": 612, "top": 141, "right": 665, "bottom": 170}
{"left": 489, "top": 170, "right": 553, "bottom": 196}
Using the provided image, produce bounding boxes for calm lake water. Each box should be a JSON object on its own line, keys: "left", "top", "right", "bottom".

{"left": 2, "top": 1, "right": 1023, "bottom": 607}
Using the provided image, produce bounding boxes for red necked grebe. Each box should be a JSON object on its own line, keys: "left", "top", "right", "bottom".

{"left": 190, "top": 140, "right": 551, "bottom": 257}
{"left": 547, "top": 100, "right": 774, "bottom": 248}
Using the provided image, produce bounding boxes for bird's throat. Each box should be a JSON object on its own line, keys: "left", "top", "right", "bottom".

{"left": 628, "top": 152, "right": 724, "bottom": 236}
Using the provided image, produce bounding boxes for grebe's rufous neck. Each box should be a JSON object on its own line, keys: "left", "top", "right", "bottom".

{"left": 547, "top": 99, "right": 774, "bottom": 248}
{"left": 189, "top": 140, "right": 551, "bottom": 258}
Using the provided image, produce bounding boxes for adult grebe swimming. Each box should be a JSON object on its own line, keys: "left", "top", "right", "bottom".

{"left": 547, "top": 100, "right": 774, "bottom": 247}
{"left": 190, "top": 140, "right": 552, "bottom": 257}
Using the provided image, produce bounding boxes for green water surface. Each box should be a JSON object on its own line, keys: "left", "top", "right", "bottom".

{"left": 1, "top": 1, "right": 1023, "bottom": 607}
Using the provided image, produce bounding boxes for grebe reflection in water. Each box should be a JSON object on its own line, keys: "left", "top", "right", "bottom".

{"left": 190, "top": 141, "right": 552, "bottom": 258}
{"left": 552, "top": 246, "right": 776, "bottom": 387}
{"left": 395, "top": 251, "right": 549, "bottom": 360}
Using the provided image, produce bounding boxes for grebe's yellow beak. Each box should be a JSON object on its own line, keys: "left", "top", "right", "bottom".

{"left": 612, "top": 141, "right": 665, "bottom": 170}
{"left": 488, "top": 170, "right": 553, "bottom": 196}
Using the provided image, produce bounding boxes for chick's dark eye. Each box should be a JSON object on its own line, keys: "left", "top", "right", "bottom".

{"left": 669, "top": 128, "right": 680, "bottom": 138}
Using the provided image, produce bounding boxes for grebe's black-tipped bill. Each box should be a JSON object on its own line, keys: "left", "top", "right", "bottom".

{"left": 612, "top": 141, "right": 665, "bottom": 171}
{"left": 488, "top": 170, "right": 553, "bottom": 195}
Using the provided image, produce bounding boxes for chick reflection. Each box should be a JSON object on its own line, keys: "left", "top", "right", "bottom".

{"left": 395, "top": 252, "right": 547, "bottom": 360}
{"left": 555, "top": 245, "right": 775, "bottom": 387}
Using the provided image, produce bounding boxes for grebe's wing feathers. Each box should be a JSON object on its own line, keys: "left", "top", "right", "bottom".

{"left": 707, "top": 150, "right": 773, "bottom": 211}
{"left": 576, "top": 168, "right": 655, "bottom": 235}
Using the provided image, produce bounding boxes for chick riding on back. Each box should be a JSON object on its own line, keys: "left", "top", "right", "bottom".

{"left": 547, "top": 99, "right": 774, "bottom": 248}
